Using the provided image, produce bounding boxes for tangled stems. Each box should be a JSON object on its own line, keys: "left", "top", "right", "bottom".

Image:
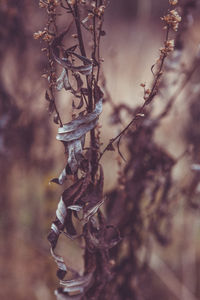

{"left": 36, "top": 1, "right": 114, "bottom": 299}
{"left": 35, "top": 0, "right": 200, "bottom": 299}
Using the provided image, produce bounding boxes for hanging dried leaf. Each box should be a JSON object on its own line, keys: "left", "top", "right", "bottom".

{"left": 52, "top": 33, "right": 93, "bottom": 76}
{"left": 51, "top": 167, "right": 67, "bottom": 185}
{"left": 65, "top": 209, "right": 77, "bottom": 237}
{"left": 51, "top": 247, "right": 68, "bottom": 279}
{"left": 87, "top": 224, "right": 121, "bottom": 249}
{"left": 54, "top": 113, "right": 60, "bottom": 124}
{"left": 67, "top": 204, "right": 83, "bottom": 211}
{"left": 54, "top": 290, "right": 82, "bottom": 300}
{"left": 82, "top": 199, "right": 104, "bottom": 223}
{"left": 66, "top": 44, "right": 78, "bottom": 53}
{"left": 81, "top": 166, "right": 104, "bottom": 222}
{"left": 191, "top": 164, "right": 200, "bottom": 171}
{"left": 57, "top": 99, "right": 102, "bottom": 173}
{"left": 48, "top": 178, "right": 84, "bottom": 246}
{"left": 57, "top": 68, "right": 71, "bottom": 91}
{"left": 60, "top": 272, "right": 93, "bottom": 292}
{"left": 58, "top": 100, "right": 102, "bottom": 134}
{"left": 44, "top": 6, "right": 111, "bottom": 298}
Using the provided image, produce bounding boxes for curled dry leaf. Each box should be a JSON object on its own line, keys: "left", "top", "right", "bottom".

{"left": 44, "top": 8, "right": 110, "bottom": 298}
{"left": 54, "top": 113, "right": 60, "bottom": 124}
{"left": 191, "top": 164, "right": 200, "bottom": 171}
{"left": 48, "top": 167, "right": 104, "bottom": 298}
{"left": 57, "top": 99, "right": 102, "bottom": 173}
{"left": 51, "top": 167, "right": 67, "bottom": 185}
{"left": 55, "top": 290, "right": 82, "bottom": 300}
{"left": 51, "top": 247, "right": 67, "bottom": 275}
{"left": 82, "top": 199, "right": 104, "bottom": 223}
{"left": 51, "top": 165, "right": 72, "bottom": 185}
{"left": 56, "top": 68, "right": 84, "bottom": 98}
{"left": 56, "top": 68, "right": 71, "bottom": 91}
{"left": 58, "top": 100, "right": 102, "bottom": 134}
{"left": 48, "top": 178, "right": 83, "bottom": 245}
{"left": 55, "top": 52, "right": 93, "bottom": 76}
{"left": 60, "top": 272, "right": 93, "bottom": 293}
{"left": 67, "top": 204, "right": 83, "bottom": 211}
{"left": 52, "top": 32, "right": 93, "bottom": 76}
{"left": 48, "top": 166, "right": 104, "bottom": 253}
{"left": 52, "top": 30, "right": 92, "bottom": 100}
{"left": 87, "top": 224, "right": 121, "bottom": 249}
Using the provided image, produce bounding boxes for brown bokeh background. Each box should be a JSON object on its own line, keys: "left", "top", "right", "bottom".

{"left": 0, "top": 1, "right": 200, "bottom": 299}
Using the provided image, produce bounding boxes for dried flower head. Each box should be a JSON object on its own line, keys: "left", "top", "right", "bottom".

{"left": 160, "top": 39, "right": 175, "bottom": 54}
{"left": 39, "top": 0, "right": 47, "bottom": 8}
{"left": 145, "top": 88, "right": 151, "bottom": 95}
{"left": 93, "top": 5, "right": 106, "bottom": 17}
{"left": 162, "top": 9, "right": 181, "bottom": 31}
{"left": 40, "top": 0, "right": 59, "bottom": 7}
{"left": 33, "top": 30, "right": 46, "bottom": 39}
{"left": 67, "top": 0, "right": 76, "bottom": 5}
{"left": 166, "top": 39, "right": 175, "bottom": 51}
{"left": 43, "top": 32, "right": 53, "bottom": 42}
{"left": 169, "top": 0, "right": 178, "bottom": 5}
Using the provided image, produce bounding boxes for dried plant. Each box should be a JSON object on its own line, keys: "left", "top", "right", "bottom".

{"left": 35, "top": 0, "right": 200, "bottom": 299}
{"left": 36, "top": 1, "right": 118, "bottom": 299}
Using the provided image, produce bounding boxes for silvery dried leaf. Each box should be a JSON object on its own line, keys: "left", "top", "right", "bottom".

{"left": 57, "top": 119, "right": 98, "bottom": 142}
{"left": 67, "top": 205, "right": 83, "bottom": 211}
{"left": 56, "top": 100, "right": 102, "bottom": 173}
{"left": 54, "top": 114, "right": 60, "bottom": 125}
{"left": 50, "top": 248, "right": 67, "bottom": 274}
{"left": 88, "top": 227, "right": 120, "bottom": 249}
{"left": 191, "top": 164, "right": 200, "bottom": 171}
{"left": 51, "top": 167, "right": 67, "bottom": 185}
{"left": 55, "top": 290, "right": 82, "bottom": 300}
{"left": 62, "top": 286, "right": 84, "bottom": 294}
{"left": 60, "top": 272, "right": 93, "bottom": 290}
{"left": 57, "top": 68, "right": 67, "bottom": 91}
{"left": 82, "top": 199, "right": 104, "bottom": 223}
{"left": 58, "top": 99, "right": 102, "bottom": 134}
{"left": 67, "top": 139, "right": 84, "bottom": 173}
{"left": 56, "top": 197, "right": 67, "bottom": 225}
{"left": 58, "top": 168, "right": 67, "bottom": 185}
{"left": 63, "top": 72, "right": 71, "bottom": 91}
{"left": 65, "top": 209, "right": 77, "bottom": 238}
{"left": 53, "top": 46, "right": 93, "bottom": 76}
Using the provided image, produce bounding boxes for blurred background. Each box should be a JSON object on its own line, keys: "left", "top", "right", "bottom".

{"left": 0, "top": 0, "right": 200, "bottom": 299}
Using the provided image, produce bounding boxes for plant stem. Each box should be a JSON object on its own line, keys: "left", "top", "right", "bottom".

{"left": 73, "top": 1, "right": 98, "bottom": 181}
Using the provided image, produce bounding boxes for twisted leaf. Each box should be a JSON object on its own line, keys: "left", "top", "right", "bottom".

{"left": 57, "top": 68, "right": 71, "bottom": 91}
{"left": 60, "top": 272, "right": 93, "bottom": 293}
{"left": 57, "top": 99, "right": 102, "bottom": 173}
{"left": 52, "top": 33, "right": 93, "bottom": 76}
{"left": 55, "top": 290, "right": 82, "bottom": 300}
